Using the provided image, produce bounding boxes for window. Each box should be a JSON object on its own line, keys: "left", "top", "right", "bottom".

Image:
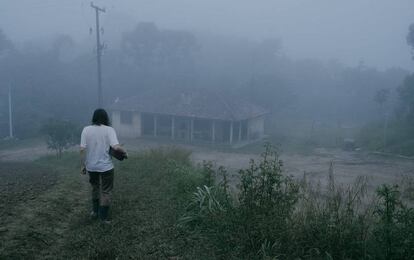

{"left": 120, "top": 111, "right": 133, "bottom": 125}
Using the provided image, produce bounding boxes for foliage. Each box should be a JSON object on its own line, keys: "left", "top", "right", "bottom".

{"left": 1, "top": 146, "right": 414, "bottom": 259}
{"left": 371, "top": 185, "right": 414, "bottom": 259}
{"left": 244, "top": 74, "right": 295, "bottom": 113}
{"left": 397, "top": 73, "right": 414, "bottom": 122}
{"left": 0, "top": 28, "right": 13, "bottom": 54}
{"left": 357, "top": 122, "right": 385, "bottom": 151}
{"left": 407, "top": 23, "right": 414, "bottom": 56}
{"left": 0, "top": 148, "right": 211, "bottom": 259}
{"left": 357, "top": 117, "right": 414, "bottom": 156}
{"left": 42, "top": 119, "right": 79, "bottom": 158}
{"left": 121, "top": 22, "right": 198, "bottom": 83}
{"left": 0, "top": 23, "right": 408, "bottom": 139}
{"left": 179, "top": 144, "right": 414, "bottom": 259}
{"left": 374, "top": 88, "right": 390, "bottom": 108}
{"left": 180, "top": 143, "right": 301, "bottom": 258}
{"left": 291, "top": 174, "right": 372, "bottom": 259}
{"left": 357, "top": 27, "right": 414, "bottom": 155}
{"left": 237, "top": 143, "right": 300, "bottom": 256}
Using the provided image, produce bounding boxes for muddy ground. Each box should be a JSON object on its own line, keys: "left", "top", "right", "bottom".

{"left": 123, "top": 138, "right": 414, "bottom": 192}
{"left": 0, "top": 162, "right": 58, "bottom": 235}
{"left": 0, "top": 139, "right": 414, "bottom": 259}
{"left": 1, "top": 138, "right": 413, "bottom": 193}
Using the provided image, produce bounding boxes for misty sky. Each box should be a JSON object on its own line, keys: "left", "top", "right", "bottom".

{"left": 1, "top": 0, "right": 414, "bottom": 70}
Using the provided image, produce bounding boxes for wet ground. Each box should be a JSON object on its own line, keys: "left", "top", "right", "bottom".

{"left": 1, "top": 138, "right": 413, "bottom": 193}
{"left": 0, "top": 162, "right": 58, "bottom": 231}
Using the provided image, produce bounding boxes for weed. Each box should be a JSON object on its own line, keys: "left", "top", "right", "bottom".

{"left": 180, "top": 143, "right": 414, "bottom": 259}
{"left": 2, "top": 145, "right": 414, "bottom": 259}
{"left": 372, "top": 185, "right": 414, "bottom": 259}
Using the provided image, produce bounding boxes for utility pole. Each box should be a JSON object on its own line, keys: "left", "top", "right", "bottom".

{"left": 90, "top": 2, "right": 105, "bottom": 108}
{"left": 8, "top": 83, "right": 13, "bottom": 138}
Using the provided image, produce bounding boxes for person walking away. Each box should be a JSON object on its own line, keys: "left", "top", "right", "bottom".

{"left": 80, "top": 108, "right": 126, "bottom": 223}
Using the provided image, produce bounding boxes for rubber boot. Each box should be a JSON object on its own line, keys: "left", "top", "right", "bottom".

{"left": 99, "top": 206, "right": 111, "bottom": 224}
{"left": 91, "top": 199, "right": 99, "bottom": 219}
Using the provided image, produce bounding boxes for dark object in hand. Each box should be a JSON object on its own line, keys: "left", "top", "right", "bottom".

{"left": 109, "top": 146, "right": 128, "bottom": 161}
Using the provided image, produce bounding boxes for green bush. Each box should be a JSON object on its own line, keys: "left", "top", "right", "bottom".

{"left": 372, "top": 185, "right": 414, "bottom": 259}
{"left": 42, "top": 119, "right": 79, "bottom": 158}
{"left": 180, "top": 144, "right": 414, "bottom": 259}
{"left": 291, "top": 175, "right": 372, "bottom": 259}
{"left": 180, "top": 144, "right": 300, "bottom": 258}
{"left": 237, "top": 143, "right": 300, "bottom": 257}
{"left": 3, "top": 146, "right": 413, "bottom": 259}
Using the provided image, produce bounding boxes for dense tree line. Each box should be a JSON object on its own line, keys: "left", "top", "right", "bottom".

{"left": 356, "top": 23, "right": 414, "bottom": 155}
{"left": 0, "top": 23, "right": 408, "bottom": 140}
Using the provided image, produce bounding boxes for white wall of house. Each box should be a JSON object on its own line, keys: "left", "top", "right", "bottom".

{"left": 111, "top": 111, "right": 142, "bottom": 138}
{"left": 248, "top": 116, "right": 265, "bottom": 140}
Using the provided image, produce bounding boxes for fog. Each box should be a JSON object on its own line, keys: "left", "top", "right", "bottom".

{"left": 1, "top": 0, "right": 413, "bottom": 69}
{"left": 3, "top": 1, "right": 414, "bottom": 258}
{"left": 0, "top": 0, "right": 414, "bottom": 152}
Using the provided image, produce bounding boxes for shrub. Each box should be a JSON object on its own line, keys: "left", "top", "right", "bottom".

{"left": 42, "top": 119, "right": 79, "bottom": 158}
{"left": 180, "top": 143, "right": 301, "bottom": 258}
{"left": 372, "top": 185, "right": 414, "bottom": 259}
{"left": 291, "top": 172, "right": 373, "bottom": 259}
{"left": 179, "top": 144, "right": 414, "bottom": 259}
{"left": 237, "top": 143, "right": 299, "bottom": 257}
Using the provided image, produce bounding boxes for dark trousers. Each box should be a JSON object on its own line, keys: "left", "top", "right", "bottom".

{"left": 88, "top": 169, "right": 114, "bottom": 207}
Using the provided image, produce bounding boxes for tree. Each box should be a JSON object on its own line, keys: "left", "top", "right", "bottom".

{"left": 42, "top": 119, "right": 79, "bottom": 158}
{"left": 121, "top": 22, "right": 198, "bottom": 68}
{"left": 397, "top": 74, "right": 414, "bottom": 122}
{"left": 0, "top": 29, "right": 13, "bottom": 55}
{"left": 51, "top": 34, "right": 75, "bottom": 62}
{"left": 374, "top": 88, "right": 390, "bottom": 112}
{"left": 245, "top": 74, "right": 295, "bottom": 113}
{"left": 120, "top": 22, "right": 199, "bottom": 89}
{"left": 374, "top": 88, "right": 391, "bottom": 151}
{"left": 0, "top": 29, "right": 14, "bottom": 137}
{"left": 407, "top": 23, "right": 414, "bottom": 58}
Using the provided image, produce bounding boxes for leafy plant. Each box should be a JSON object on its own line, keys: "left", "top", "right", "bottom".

{"left": 237, "top": 143, "right": 299, "bottom": 257}
{"left": 372, "top": 185, "right": 414, "bottom": 259}
{"left": 42, "top": 119, "right": 79, "bottom": 158}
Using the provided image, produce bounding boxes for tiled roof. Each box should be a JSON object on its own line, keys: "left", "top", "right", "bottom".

{"left": 109, "top": 89, "right": 268, "bottom": 121}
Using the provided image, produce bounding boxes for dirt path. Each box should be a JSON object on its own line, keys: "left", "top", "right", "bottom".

{"left": 0, "top": 144, "right": 53, "bottom": 161}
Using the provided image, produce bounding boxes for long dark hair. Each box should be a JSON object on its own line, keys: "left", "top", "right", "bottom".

{"left": 92, "top": 108, "right": 110, "bottom": 126}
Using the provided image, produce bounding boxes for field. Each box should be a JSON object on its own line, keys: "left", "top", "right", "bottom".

{"left": 0, "top": 150, "right": 206, "bottom": 259}
{"left": 1, "top": 139, "right": 414, "bottom": 258}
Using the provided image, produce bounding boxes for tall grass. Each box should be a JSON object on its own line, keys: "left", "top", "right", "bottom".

{"left": 2, "top": 146, "right": 413, "bottom": 259}
{"left": 180, "top": 143, "right": 414, "bottom": 259}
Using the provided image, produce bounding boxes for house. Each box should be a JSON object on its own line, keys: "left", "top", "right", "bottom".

{"left": 109, "top": 89, "right": 268, "bottom": 145}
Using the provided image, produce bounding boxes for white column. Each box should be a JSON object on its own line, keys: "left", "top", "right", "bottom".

{"left": 246, "top": 119, "right": 250, "bottom": 140}
{"left": 171, "top": 116, "right": 175, "bottom": 139}
{"left": 229, "top": 121, "right": 233, "bottom": 144}
{"left": 190, "top": 118, "right": 194, "bottom": 142}
{"left": 8, "top": 84, "right": 13, "bottom": 138}
{"left": 211, "top": 120, "right": 216, "bottom": 143}
{"left": 153, "top": 115, "right": 157, "bottom": 137}
{"left": 238, "top": 121, "right": 242, "bottom": 142}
